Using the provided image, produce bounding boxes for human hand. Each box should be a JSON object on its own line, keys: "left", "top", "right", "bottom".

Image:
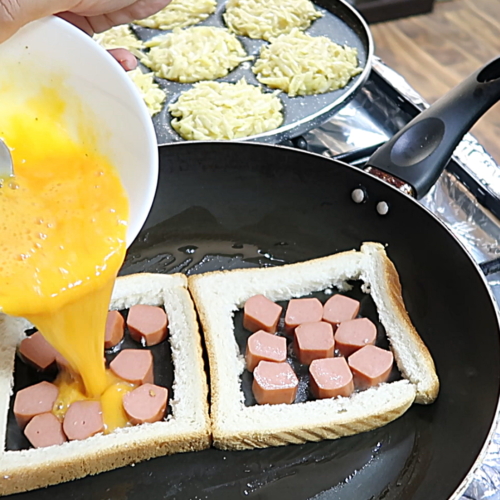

{"left": 0, "top": 0, "right": 171, "bottom": 69}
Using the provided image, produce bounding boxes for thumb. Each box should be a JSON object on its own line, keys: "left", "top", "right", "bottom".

{"left": 0, "top": 0, "right": 77, "bottom": 43}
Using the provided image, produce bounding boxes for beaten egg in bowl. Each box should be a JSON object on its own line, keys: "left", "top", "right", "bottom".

{"left": 0, "top": 20, "right": 157, "bottom": 431}
{"left": 0, "top": 81, "right": 129, "bottom": 397}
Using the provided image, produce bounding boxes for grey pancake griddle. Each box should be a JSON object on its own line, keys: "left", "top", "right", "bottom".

{"left": 131, "top": 0, "right": 373, "bottom": 145}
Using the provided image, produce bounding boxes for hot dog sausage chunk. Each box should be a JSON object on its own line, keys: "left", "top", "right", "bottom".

{"left": 14, "top": 381, "right": 59, "bottom": 429}
{"left": 323, "top": 295, "right": 360, "bottom": 329}
{"left": 105, "top": 310, "right": 125, "bottom": 349}
{"left": 63, "top": 401, "right": 104, "bottom": 441}
{"left": 284, "top": 298, "right": 323, "bottom": 334}
{"left": 243, "top": 295, "right": 283, "bottom": 334}
{"left": 246, "top": 331, "right": 287, "bottom": 372}
{"left": 348, "top": 345, "right": 394, "bottom": 389}
{"left": 294, "top": 322, "right": 334, "bottom": 365}
{"left": 309, "top": 357, "right": 354, "bottom": 399}
{"left": 252, "top": 361, "right": 298, "bottom": 405}
{"left": 19, "top": 331, "right": 58, "bottom": 371}
{"left": 334, "top": 318, "right": 377, "bottom": 357}
{"left": 24, "top": 412, "right": 67, "bottom": 448}
{"left": 123, "top": 383, "right": 168, "bottom": 425}
{"left": 110, "top": 349, "right": 154, "bottom": 385}
{"left": 127, "top": 305, "right": 168, "bottom": 347}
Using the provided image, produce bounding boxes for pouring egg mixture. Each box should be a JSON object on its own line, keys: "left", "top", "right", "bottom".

{"left": 0, "top": 84, "right": 134, "bottom": 433}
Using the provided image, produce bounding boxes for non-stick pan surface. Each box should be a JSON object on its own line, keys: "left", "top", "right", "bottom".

{"left": 16, "top": 142, "right": 500, "bottom": 500}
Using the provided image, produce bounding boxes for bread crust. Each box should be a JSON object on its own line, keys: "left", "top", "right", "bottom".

{"left": 0, "top": 429, "right": 210, "bottom": 495}
{"left": 189, "top": 242, "right": 439, "bottom": 451}
{"left": 372, "top": 244, "right": 439, "bottom": 403}
{"left": 0, "top": 273, "right": 211, "bottom": 496}
{"left": 212, "top": 382, "right": 416, "bottom": 450}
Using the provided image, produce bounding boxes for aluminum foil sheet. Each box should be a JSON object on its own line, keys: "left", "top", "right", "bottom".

{"left": 300, "top": 57, "right": 500, "bottom": 499}
{"left": 465, "top": 399, "right": 500, "bottom": 500}
{"left": 297, "top": 74, "right": 406, "bottom": 155}
{"left": 420, "top": 172, "right": 500, "bottom": 266}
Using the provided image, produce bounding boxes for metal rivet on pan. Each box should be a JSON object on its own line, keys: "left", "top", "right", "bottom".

{"left": 351, "top": 188, "right": 365, "bottom": 204}
{"left": 376, "top": 201, "right": 390, "bottom": 215}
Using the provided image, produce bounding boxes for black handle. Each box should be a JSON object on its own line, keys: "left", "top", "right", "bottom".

{"left": 366, "top": 56, "right": 500, "bottom": 199}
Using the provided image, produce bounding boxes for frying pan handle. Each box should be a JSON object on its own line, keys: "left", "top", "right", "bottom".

{"left": 365, "top": 56, "right": 500, "bottom": 199}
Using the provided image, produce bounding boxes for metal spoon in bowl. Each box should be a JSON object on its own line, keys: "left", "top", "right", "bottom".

{"left": 0, "top": 139, "right": 14, "bottom": 181}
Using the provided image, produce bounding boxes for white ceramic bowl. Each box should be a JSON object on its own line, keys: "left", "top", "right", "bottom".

{"left": 0, "top": 16, "right": 158, "bottom": 247}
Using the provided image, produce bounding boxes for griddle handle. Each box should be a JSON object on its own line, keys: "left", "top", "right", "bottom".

{"left": 365, "top": 56, "right": 500, "bottom": 199}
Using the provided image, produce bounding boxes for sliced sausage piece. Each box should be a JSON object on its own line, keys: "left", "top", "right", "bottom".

{"left": 348, "top": 345, "right": 394, "bottom": 389}
{"left": 19, "top": 331, "right": 58, "bottom": 371}
{"left": 294, "top": 322, "right": 334, "bottom": 365}
{"left": 323, "top": 295, "right": 360, "bottom": 329}
{"left": 24, "top": 412, "right": 67, "bottom": 448}
{"left": 252, "top": 361, "right": 298, "bottom": 405}
{"left": 309, "top": 358, "right": 354, "bottom": 399}
{"left": 14, "top": 381, "right": 59, "bottom": 429}
{"left": 334, "top": 318, "right": 377, "bottom": 357}
{"left": 110, "top": 349, "right": 154, "bottom": 385}
{"left": 284, "top": 298, "right": 323, "bottom": 334}
{"left": 63, "top": 401, "right": 104, "bottom": 441}
{"left": 243, "top": 295, "right": 283, "bottom": 334}
{"left": 127, "top": 305, "right": 168, "bottom": 347}
{"left": 123, "top": 383, "right": 168, "bottom": 425}
{"left": 105, "top": 311, "right": 125, "bottom": 349}
{"left": 246, "top": 331, "right": 287, "bottom": 372}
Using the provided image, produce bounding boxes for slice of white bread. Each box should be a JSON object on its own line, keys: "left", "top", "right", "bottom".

{"left": 0, "top": 273, "right": 211, "bottom": 496}
{"left": 188, "top": 242, "right": 439, "bottom": 451}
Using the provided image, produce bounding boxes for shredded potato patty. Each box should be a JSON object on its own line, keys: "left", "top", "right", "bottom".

{"left": 142, "top": 27, "right": 253, "bottom": 83}
{"left": 93, "top": 25, "right": 144, "bottom": 58}
{"left": 253, "top": 29, "right": 362, "bottom": 97}
{"left": 168, "top": 79, "right": 284, "bottom": 140}
{"left": 224, "top": 0, "right": 322, "bottom": 41}
{"left": 127, "top": 68, "right": 166, "bottom": 117}
{"left": 135, "top": 0, "right": 217, "bottom": 30}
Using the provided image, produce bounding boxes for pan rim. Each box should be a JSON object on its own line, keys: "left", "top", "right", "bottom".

{"left": 157, "top": 139, "right": 500, "bottom": 499}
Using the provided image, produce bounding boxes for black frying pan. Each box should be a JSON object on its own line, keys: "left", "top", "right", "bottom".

{"left": 14, "top": 59, "right": 500, "bottom": 499}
